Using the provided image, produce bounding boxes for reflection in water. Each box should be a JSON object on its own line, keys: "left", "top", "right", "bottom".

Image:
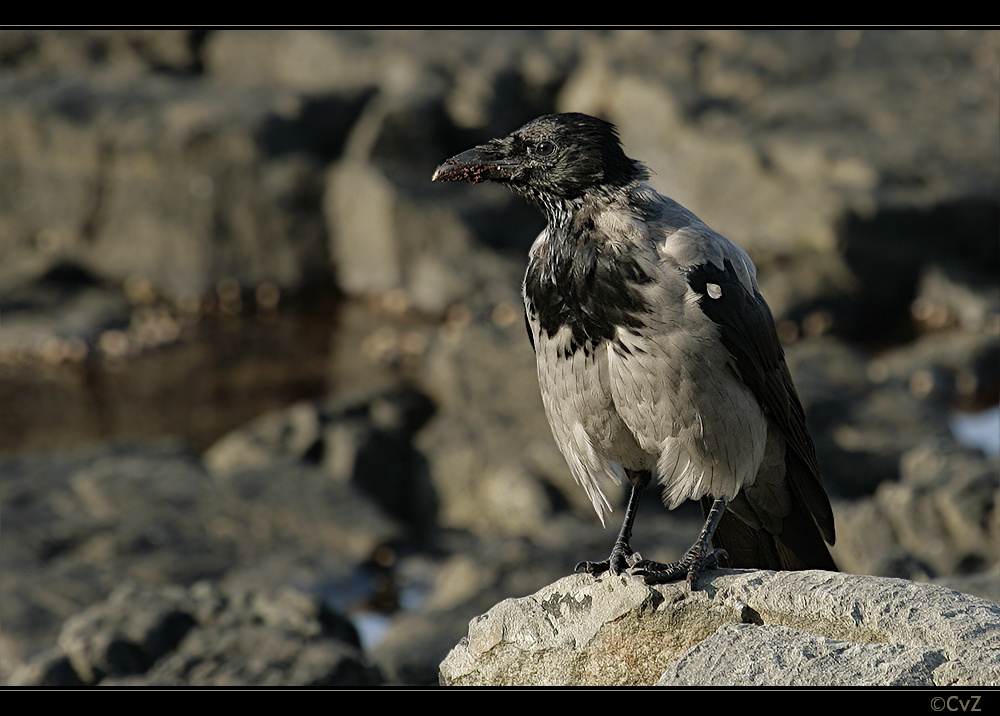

{"left": 0, "top": 295, "right": 338, "bottom": 456}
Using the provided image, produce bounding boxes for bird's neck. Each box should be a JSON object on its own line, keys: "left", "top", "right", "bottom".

{"left": 525, "top": 193, "right": 584, "bottom": 233}
{"left": 530, "top": 181, "right": 645, "bottom": 234}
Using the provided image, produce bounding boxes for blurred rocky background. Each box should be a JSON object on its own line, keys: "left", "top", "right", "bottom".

{"left": 1, "top": 28, "right": 997, "bottom": 686}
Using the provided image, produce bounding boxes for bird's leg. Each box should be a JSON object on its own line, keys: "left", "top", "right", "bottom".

{"left": 575, "top": 476, "right": 647, "bottom": 577}
{"left": 632, "top": 497, "right": 729, "bottom": 589}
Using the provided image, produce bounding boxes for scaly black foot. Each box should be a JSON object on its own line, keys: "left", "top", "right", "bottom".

{"left": 577, "top": 479, "right": 649, "bottom": 577}
{"left": 632, "top": 497, "right": 731, "bottom": 589}
{"left": 575, "top": 539, "right": 635, "bottom": 576}
{"left": 631, "top": 545, "right": 727, "bottom": 589}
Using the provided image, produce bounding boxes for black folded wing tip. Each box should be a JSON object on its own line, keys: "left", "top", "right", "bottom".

{"left": 686, "top": 258, "right": 835, "bottom": 547}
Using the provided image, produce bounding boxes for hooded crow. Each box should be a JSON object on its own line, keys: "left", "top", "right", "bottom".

{"left": 433, "top": 112, "right": 836, "bottom": 587}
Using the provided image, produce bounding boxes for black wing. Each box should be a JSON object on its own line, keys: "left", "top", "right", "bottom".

{"left": 686, "top": 259, "right": 836, "bottom": 570}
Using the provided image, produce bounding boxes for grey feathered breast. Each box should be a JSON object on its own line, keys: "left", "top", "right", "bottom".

{"left": 524, "top": 191, "right": 770, "bottom": 523}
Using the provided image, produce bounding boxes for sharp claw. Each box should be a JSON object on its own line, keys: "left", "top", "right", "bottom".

{"left": 577, "top": 540, "right": 634, "bottom": 577}
{"left": 576, "top": 560, "right": 609, "bottom": 575}
{"left": 706, "top": 548, "right": 727, "bottom": 569}
{"left": 630, "top": 556, "right": 669, "bottom": 573}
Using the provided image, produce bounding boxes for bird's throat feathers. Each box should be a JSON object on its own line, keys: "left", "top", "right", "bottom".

{"left": 524, "top": 197, "right": 656, "bottom": 359}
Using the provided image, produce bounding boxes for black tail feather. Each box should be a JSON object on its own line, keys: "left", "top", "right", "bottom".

{"left": 701, "top": 494, "right": 838, "bottom": 573}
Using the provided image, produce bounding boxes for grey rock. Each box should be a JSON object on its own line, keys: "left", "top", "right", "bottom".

{"left": 915, "top": 262, "right": 1000, "bottom": 336}
{"left": 5, "top": 648, "right": 86, "bottom": 687}
{"left": 439, "top": 570, "right": 1000, "bottom": 687}
{"left": 0, "top": 266, "right": 132, "bottom": 357}
{"left": 0, "top": 29, "right": 204, "bottom": 78}
{"left": 657, "top": 622, "right": 948, "bottom": 686}
{"left": 834, "top": 439, "right": 999, "bottom": 580}
{"left": 203, "top": 385, "right": 437, "bottom": 533}
{"left": 56, "top": 582, "right": 197, "bottom": 683}
{"left": 10, "top": 580, "right": 381, "bottom": 687}
{"left": 124, "top": 622, "right": 377, "bottom": 687}
{"left": 0, "top": 441, "right": 402, "bottom": 663}
{"left": 0, "top": 71, "right": 333, "bottom": 304}
{"left": 325, "top": 157, "right": 482, "bottom": 314}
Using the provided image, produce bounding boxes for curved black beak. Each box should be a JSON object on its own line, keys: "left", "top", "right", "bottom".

{"left": 432, "top": 145, "right": 514, "bottom": 184}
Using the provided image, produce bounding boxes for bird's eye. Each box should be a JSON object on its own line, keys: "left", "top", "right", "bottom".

{"left": 534, "top": 140, "right": 555, "bottom": 156}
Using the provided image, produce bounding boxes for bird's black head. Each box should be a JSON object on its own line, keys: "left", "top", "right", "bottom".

{"left": 432, "top": 113, "right": 647, "bottom": 210}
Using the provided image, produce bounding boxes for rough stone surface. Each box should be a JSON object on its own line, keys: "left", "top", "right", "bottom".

{"left": 439, "top": 570, "right": 1000, "bottom": 687}
{"left": 657, "top": 623, "right": 948, "bottom": 686}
